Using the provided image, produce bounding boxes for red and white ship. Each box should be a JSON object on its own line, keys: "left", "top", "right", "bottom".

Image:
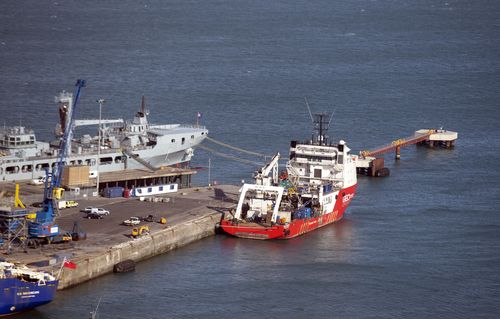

{"left": 220, "top": 113, "right": 358, "bottom": 240}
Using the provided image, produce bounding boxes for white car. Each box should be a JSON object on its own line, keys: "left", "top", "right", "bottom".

{"left": 82, "top": 207, "right": 110, "bottom": 216}
{"left": 30, "top": 176, "right": 47, "bottom": 185}
{"left": 123, "top": 217, "right": 141, "bottom": 226}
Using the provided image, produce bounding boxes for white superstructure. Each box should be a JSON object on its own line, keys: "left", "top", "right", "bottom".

{"left": 0, "top": 92, "right": 208, "bottom": 182}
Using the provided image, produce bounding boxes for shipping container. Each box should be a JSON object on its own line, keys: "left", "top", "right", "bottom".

{"left": 103, "top": 186, "right": 124, "bottom": 198}
{"left": 62, "top": 165, "right": 90, "bottom": 187}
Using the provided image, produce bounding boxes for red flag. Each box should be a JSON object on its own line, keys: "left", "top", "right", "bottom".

{"left": 63, "top": 260, "right": 77, "bottom": 269}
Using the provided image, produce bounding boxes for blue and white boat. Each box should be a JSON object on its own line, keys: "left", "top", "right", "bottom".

{"left": 0, "top": 261, "right": 58, "bottom": 316}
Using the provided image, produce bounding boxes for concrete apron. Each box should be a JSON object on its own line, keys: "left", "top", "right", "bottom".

{"left": 58, "top": 212, "right": 222, "bottom": 290}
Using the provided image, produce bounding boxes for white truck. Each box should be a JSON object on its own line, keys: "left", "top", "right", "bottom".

{"left": 82, "top": 207, "right": 110, "bottom": 216}
{"left": 57, "top": 200, "right": 79, "bottom": 209}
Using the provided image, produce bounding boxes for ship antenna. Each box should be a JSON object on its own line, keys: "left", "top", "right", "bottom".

{"left": 312, "top": 112, "right": 331, "bottom": 146}
{"left": 304, "top": 97, "right": 314, "bottom": 123}
{"left": 327, "top": 109, "right": 335, "bottom": 126}
{"left": 141, "top": 95, "right": 145, "bottom": 115}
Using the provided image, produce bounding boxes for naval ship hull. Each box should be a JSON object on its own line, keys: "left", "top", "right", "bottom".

{"left": 0, "top": 139, "right": 202, "bottom": 182}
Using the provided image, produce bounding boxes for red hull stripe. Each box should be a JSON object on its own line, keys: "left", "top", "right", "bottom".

{"left": 220, "top": 183, "right": 357, "bottom": 240}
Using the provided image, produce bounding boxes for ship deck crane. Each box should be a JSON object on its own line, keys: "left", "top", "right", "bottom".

{"left": 28, "top": 80, "right": 86, "bottom": 243}
{"left": 253, "top": 152, "right": 280, "bottom": 186}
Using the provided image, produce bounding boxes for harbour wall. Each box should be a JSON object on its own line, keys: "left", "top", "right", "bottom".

{"left": 58, "top": 211, "right": 222, "bottom": 290}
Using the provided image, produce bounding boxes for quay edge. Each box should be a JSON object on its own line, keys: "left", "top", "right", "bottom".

{"left": 58, "top": 211, "right": 222, "bottom": 290}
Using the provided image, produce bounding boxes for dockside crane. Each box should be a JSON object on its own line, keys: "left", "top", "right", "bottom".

{"left": 28, "top": 79, "right": 86, "bottom": 244}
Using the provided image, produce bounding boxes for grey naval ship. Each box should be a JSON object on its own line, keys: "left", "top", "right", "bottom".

{"left": 0, "top": 91, "right": 208, "bottom": 182}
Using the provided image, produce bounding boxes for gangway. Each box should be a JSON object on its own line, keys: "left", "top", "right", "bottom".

{"left": 122, "top": 149, "right": 159, "bottom": 172}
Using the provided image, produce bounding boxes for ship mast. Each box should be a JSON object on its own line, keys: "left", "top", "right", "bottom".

{"left": 312, "top": 113, "right": 331, "bottom": 146}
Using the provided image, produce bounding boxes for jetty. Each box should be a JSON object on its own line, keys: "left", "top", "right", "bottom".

{"left": 356, "top": 129, "right": 458, "bottom": 177}
{"left": 0, "top": 184, "right": 239, "bottom": 289}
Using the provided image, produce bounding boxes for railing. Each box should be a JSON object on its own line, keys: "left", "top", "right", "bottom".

{"left": 360, "top": 130, "right": 434, "bottom": 158}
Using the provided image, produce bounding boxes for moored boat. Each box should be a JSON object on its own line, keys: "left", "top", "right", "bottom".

{"left": 0, "top": 91, "right": 208, "bottom": 183}
{"left": 0, "top": 261, "right": 58, "bottom": 316}
{"left": 220, "top": 113, "right": 357, "bottom": 239}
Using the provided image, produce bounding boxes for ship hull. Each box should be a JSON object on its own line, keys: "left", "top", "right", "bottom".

{"left": 0, "top": 279, "right": 58, "bottom": 316}
{"left": 0, "top": 145, "right": 196, "bottom": 182}
{"left": 220, "top": 184, "right": 357, "bottom": 240}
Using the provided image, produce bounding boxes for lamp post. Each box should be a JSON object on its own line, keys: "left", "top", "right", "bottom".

{"left": 208, "top": 157, "right": 211, "bottom": 187}
{"left": 95, "top": 99, "right": 105, "bottom": 196}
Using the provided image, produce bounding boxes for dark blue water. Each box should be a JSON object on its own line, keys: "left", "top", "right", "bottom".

{"left": 2, "top": 0, "right": 499, "bottom": 318}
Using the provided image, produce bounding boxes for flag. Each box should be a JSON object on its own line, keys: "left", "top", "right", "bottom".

{"left": 197, "top": 112, "right": 202, "bottom": 119}
{"left": 63, "top": 260, "right": 77, "bottom": 269}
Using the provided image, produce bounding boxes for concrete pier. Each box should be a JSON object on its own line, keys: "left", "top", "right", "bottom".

{"left": 58, "top": 211, "right": 222, "bottom": 289}
{"left": 0, "top": 184, "right": 240, "bottom": 289}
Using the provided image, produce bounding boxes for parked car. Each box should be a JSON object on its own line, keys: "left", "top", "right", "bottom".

{"left": 82, "top": 206, "right": 94, "bottom": 213}
{"left": 123, "top": 217, "right": 141, "bottom": 226}
{"left": 85, "top": 212, "right": 104, "bottom": 219}
{"left": 65, "top": 200, "right": 79, "bottom": 208}
{"left": 30, "top": 176, "right": 47, "bottom": 185}
{"left": 141, "top": 214, "right": 156, "bottom": 222}
{"left": 82, "top": 207, "right": 110, "bottom": 216}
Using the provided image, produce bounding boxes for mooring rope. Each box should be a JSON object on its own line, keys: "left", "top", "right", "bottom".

{"left": 205, "top": 136, "right": 269, "bottom": 158}
{"left": 196, "top": 144, "right": 264, "bottom": 166}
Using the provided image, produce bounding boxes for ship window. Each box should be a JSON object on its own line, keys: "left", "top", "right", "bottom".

{"left": 148, "top": 187, "right": 152, "bottom": 193}
{"left": 6, "top": 166, "right": 19, "bottom": 174}
{"left": 314, "top": 169, "right": 322, "bottom": 178}
{"left": 171, "top": 139, "right": 175, "bottom": 143}
{"left": 181, "top": 137, "right": 185, "bottom": 145}
{"left": 100, "top": 157, "right": 113, "bottom": 165}
{"left": 170, "top": 185, "right": 175, "bottom": 190}
{"left": 201, "top": 132, "right": 205, "bottom": 135}
{"left": 191, "top": 135, "right": 194, "bottom": 139}
{"left": 159, "top": 186, "right": 163, "bottom": 191}
{"left": 337, "top": 154, "right": 344, "bottom": 165}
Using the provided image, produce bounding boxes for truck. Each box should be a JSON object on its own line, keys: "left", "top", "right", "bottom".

{"left": 82, "top": 207, "right": 110, "bottom": 216}
{"left": 57, "top": 200, "right": 78, "bottom": 209}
